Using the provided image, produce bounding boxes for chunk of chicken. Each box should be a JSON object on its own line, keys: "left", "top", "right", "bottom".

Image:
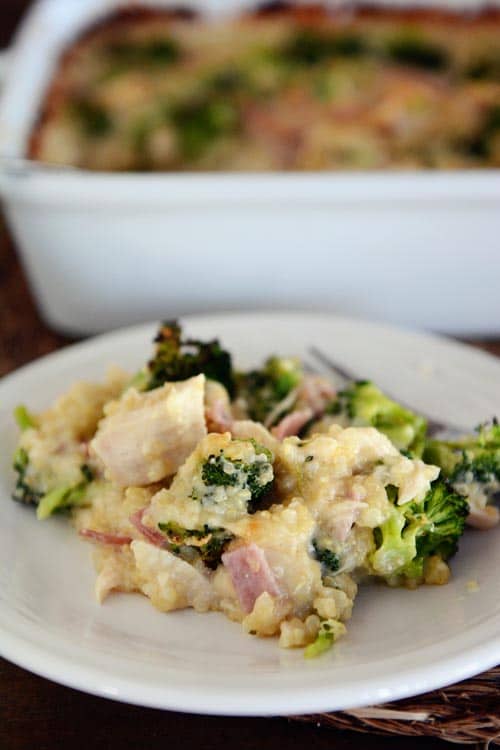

{"left": 131, "top": 540, "right": 213, "bottom": 613}
{"left": 90, "top": 375, "right": 206, "bottom": 486}
{"left": 229, "top": 419, "right": 278, "bottom": 453}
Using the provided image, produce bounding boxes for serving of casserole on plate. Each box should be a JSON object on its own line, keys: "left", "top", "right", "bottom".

{"left": 1, "top": 313, "right": 499, "bottom": 714}
{"left": 29, "top": 3, "right": 500, "bottom": 172}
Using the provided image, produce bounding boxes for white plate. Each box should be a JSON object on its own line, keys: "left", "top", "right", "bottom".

{"left": 1, "top": 311, "right": 499, "bottom": 715}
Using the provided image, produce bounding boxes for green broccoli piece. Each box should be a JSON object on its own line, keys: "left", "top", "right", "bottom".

{"left": 460, "top": 105, "right": 500, "bottom": 160}
{"left": 12, "top": 448, "right": 93, "bottom": 520}
{"left": 14, "top": 405, "right": 37, "bottom": 431}
{"left": 386, "top": 35, "right": 448, "bottom": 70}
{"left": 145, "top": 320, "right": 234, "bottom": 395}
{"left": 168, "top": 96, "right": 239, "bottom": 161}
{"left": 235, "top": 356, "right": 303, "bottom": 425}
{"left": 424, "top": 419, "right": 500, "bottom": 506}
{"left": 201, "top": 451, "right": 272, "bottom": 500}
{"left": 36, "top": 464, "right": 94, "bottom": 521}
{"left": 106, "top": 37, "right": 180, "bottom": 67}
{"left": 312, "top": 540, "right": 341, "bottom": 575}
{"left": 201, "top": 454, "right": 242, "bottom": 488}
{"left": 304, "top": 629, "right": 333, "bottom": 658}
{"left": 70, "top": 98, "right": 112, "bottom": 138}
{"left": 199, "top": 528, "right": 234, "bottom": 569}
{"left": 465, "top": 54, "right": 500, "bottom": 81}
{"left": 12, "top": 447, "right": 42, "bottom": 506}
{"left": 199, "top": 440, "right": 274, "bottom": 512}
{"left": 126, "top": 369, "right": 150, "bottom": 392}
{"left": 370, "top": 480, "right": 468, "bottom": 584}
{"left": 327, "top": 381, "right": 427, "bottom": 456}
{"left": 304, "top": 619, "right": 346, "bottom": 659}
{"left": 207, "top": 68, "right": 248, "bottom": 95}
{"left": 279, "top": 29, "right": 367, "bottom": 67}
{"left": 158, "top": 522, "right": 234, "bottom": 569}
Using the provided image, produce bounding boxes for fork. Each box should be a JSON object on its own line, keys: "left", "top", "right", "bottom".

{"left": 308, "top": 346, "right": 463, "bottom": 438}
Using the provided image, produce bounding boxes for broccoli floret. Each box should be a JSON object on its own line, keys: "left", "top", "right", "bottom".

{"left": 168, "top": 97, "right": 239, "bottom": 161}
{"left": 106, "top": 37, "right": 180, "bottom": 67}
{"left": 198, "top": 440, "right": 274, "bottom": 513}
{"left": 424, "top": 419, "right": 500, "bottom": 507}
{"left": 36, "top": 464, "right": 94, "bottom": 521}
{"left": 198, "top": 528, "right": 234, "bottom": 569}
{"left": 201, "top": 454, "right": 240, "bottom": 487}
{"left": 70, "top": 98, "right": 112, "bottom": 138}
{"left": 201, "top": 455, "right": 274, "bottom": 502}
{"left": 312, "top": 540, "right": 341, "bottom": 575}
{"left": 386, "top": 35, "right": 448, "bottom": 70}
{"left": 370, "top": 480, "right": 468, "bottom": 585}
{"left": 235, "top": 356, "right": 303, "bottom": 425}
{"left": 12, "top": 397, "right": 95, "bottom": 518}
{"left": 12, "top": 447, "right": 93, "bottom": 520}
{"left": 460, "top": 105, "right": 500, "bottom": 159}
{"left": 304, "top": 619, "right": 346, "bottom": 659}
{"left": 14, "top": 405, "right": 37, "bottom": 431}
{"left": 279, "top": 29, "right": 367, "bottom": 67}
{"left": 327, "top": 381, "right": 427, "bottom": 456}
{"left": 126, "top": 369, "right": 150, "bottom": 392}
{"left": 158, "top": 522, "right": 234, "bottom": 569}
{"left": 145, "top": 320, "right": 234, "bottom": 394}
{"left": 459, "top": 453, "right": 500, "bottom": 484}
{"left": 465, "top": 55, "right": 500, "bottom": 81}
{"left": 207, "top": 68, "right": 248, "bottom": 95}
{"left": 12, "top": 447, "right": 42, "bottom": 506}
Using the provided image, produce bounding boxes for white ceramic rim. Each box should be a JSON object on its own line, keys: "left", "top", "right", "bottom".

{"left": 2, "top": 171, "right": 500, "bottom": 208}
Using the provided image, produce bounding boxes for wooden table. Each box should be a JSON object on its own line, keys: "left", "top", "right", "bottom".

{"left": 1, "top": 5, "right": 499, "bottom": 748}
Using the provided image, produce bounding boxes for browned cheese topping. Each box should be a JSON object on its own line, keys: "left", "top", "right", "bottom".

{"left": 29, "top": 5, "right": 500, "bottom": 172}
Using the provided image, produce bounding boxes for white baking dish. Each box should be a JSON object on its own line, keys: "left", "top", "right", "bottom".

{"left": 0, "top": 0, "right": 499, "bottom": 336}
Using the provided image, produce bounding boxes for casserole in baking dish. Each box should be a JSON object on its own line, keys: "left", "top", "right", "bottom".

{"left": 0, "top": 0, "right": 499, "bottom": 336}
{"left": 29, "top": 3, "right": 500, "bottom": 172}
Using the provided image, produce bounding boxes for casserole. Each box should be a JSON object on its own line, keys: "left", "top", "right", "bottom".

{"left": 27, "top": 4, "right": 500, "bottom": 172}
{"left": 9, "top": 318, "right": 495, "bottom": 660}
{"left": 0, "top": 0, "right": 499, "bottom": 335}
{"left": 1, "top": 312, "right": 500, "bottom": 714}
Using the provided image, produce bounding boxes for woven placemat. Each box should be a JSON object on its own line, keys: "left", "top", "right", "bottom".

{"left": 293, "top": 666, "right": 500, "bottom": 745}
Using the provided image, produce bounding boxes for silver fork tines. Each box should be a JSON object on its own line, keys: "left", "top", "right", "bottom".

{"left": 308, "top": 346, "right": 463, "bottom": 438}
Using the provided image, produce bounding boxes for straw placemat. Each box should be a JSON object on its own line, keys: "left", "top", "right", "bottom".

{"left": 293, "top": 666, "right": 500, "bottom": 745}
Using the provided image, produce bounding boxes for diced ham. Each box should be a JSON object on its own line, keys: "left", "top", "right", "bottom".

{"left": 467, "top": 505, "right": 499, "bottom": 530}
{"left": 204, "top": 380, "right": 233, "bottom": 433}
{"left": 129, "top": 508, "right": 166, "bottom": 547}
{"left": 79, "top": 529, "right": 132, "bottom": 545}
{"left": 222, "top": 543, "right": 281, "bottom": 613}
{"left": 271, "top": 408, "right": 313, "bottom": 440}
{"left": 205, "top": 400, "right": 233, "bottom": 433}
{"left": 90, "top": 374, "right": 206, "bottom": 486}
{"left": 297, "top": 375, "right": 336, "bottom": 417}
{"left": 265, "top": 375, "right": 335, "bottom": 438}
{"left": 243, "top": 89, "right": 321, "bottom": 168}
{"left": 328, "top": 102, "right": 370, "bottom": 122}
{"left": 263, "top": 388, "right": 301, "bottom": 429}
